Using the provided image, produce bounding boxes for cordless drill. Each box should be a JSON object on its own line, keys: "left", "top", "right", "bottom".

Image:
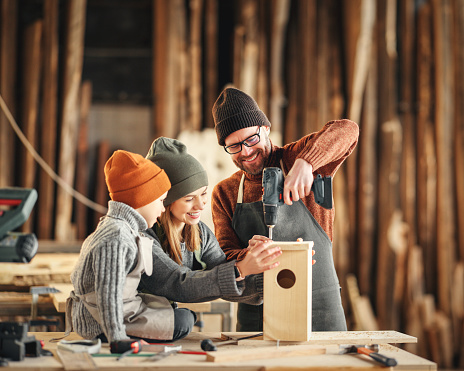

{"left": 262, "top": 167, "right": 333, "bottom": 239}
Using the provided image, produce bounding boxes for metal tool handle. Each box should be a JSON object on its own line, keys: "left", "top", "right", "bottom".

{"left": 368, "top": 352, "right": 398, "bottom": 367}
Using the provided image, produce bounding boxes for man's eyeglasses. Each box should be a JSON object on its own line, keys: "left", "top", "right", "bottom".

{"left": 224, "top": 127, "right": 261, "bottom": 155}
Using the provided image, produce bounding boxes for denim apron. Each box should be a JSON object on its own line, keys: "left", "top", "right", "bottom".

{"left": 232, "top": 172, "right": 347, "bottom": 332}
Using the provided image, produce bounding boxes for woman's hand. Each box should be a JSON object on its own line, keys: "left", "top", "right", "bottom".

{"left": 236, "top": 235, "right": 282, "bottom": 277}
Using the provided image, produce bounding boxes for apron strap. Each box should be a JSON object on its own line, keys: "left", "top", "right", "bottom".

{"left": 237, "top": 173, "right": 246, "bottom": 204}
{"left": 50, "top": 292, "right": 76, "bottom": 342}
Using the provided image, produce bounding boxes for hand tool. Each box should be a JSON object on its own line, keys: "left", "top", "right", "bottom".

{"left": 340, "top": 344, "right": 397, "bottom": 367}
{"left": 262, "top": 167, "right": 332, "bottom": 239}
{"left": 200, "top": 332, "right": 263, "bottom": 351}
{"left": 110, "top": 339, "right": 143, "bottom": 360}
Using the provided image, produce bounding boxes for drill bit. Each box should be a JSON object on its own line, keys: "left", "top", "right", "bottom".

{"left": 268, "top": 227, "right": 273, "bottom": 239}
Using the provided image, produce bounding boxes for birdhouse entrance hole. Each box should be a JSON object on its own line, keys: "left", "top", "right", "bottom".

{"left": 276, "top": 269, "right": 296, "bottom": 289}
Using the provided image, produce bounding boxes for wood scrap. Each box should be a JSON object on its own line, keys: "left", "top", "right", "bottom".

{"left": 206, "top": 344, "right": 325, "bottom": 363}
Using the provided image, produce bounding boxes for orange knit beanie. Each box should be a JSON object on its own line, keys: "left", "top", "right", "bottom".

{"left": 104, "top": 150, "right": 171, "bottom": 209}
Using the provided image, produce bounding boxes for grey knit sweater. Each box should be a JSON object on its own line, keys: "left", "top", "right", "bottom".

{"left": 139, "top": 222, "right": 264, "bottom": 304}
{"left": 71, "top": 201, "right": 263, "bottom": 341}
{"left": 70, "top": 201, "right": 145, "bottom": 341}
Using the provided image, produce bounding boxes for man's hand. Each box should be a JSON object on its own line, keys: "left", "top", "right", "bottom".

{"left": 283, "top": 159, "right": 313, "bottom": 205}
{"left": 236, "top": 236, "right": 282, "bottom": 277}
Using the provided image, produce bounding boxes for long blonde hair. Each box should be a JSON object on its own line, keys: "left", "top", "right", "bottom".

{"left": 157, "top": 204, "right": 201, "bottom": 264}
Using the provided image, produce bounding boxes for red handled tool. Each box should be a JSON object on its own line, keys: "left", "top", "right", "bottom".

{"left": 341, "top": 344, "right": 397, "bottom": 367}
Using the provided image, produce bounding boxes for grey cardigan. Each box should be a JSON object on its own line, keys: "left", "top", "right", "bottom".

{"left": 139, "top": 221, "right": 263, "bottom": 304}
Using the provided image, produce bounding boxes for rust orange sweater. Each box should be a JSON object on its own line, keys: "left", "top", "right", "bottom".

{"left": 211, "top": 119, "right": 359, "bottom": 261}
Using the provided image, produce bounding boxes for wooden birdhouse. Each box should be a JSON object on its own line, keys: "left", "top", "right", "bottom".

{"left": 263, "top": 241, "right": 313, "bottom": 341}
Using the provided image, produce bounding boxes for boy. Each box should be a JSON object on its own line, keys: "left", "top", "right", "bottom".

{"left": 69, "top": 150, "right": 194, "bottom": 342}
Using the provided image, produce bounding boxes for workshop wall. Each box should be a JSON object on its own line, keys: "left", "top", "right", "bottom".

{"left": 0, "top": 0, "right": 463, "bottom": 368}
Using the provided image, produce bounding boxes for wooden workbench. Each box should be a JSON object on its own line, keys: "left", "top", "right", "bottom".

{"left": 0, "top": 331, "right": 436, "bottom": 370}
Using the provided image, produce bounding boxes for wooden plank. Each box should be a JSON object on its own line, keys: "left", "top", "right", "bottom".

{"left": 416, "top": 2, "right": 437, "bottom": 296}
{"left": 224, "top": 330, "right": 416, "bottom": 346}
{"left": 264, "top": 242, "right": 312, "bottom": 341}
{"left": 375, "top": 120, "right": 402, "bottom": 329}
{"left": 398, "top": 0, "right": 417, "bottom": 247}
{"left": 453, "top": 0, "right": 464, "bottom": 262}
{"left": 203, "top": 0, "right": 218, "bottom": 129}
{"left": 206, "top": 344, "right": 326, "bottom": 363}
{"left": 356, "top": 47, "right": 377, "bottom": 296}
{"left": 152, "top": 0, "right": 168, "bottom": 137}
{"left": 188, "top": 0, "right": 203, "bottom": 131}
{"left": 432, "top": 0, "right": 455, "bottom": 316}
{"left": 300, "top": 0, "right": 317, "bottom": 134}
{"left": 20, "top": 19, "right": 42, "bottom": 232}
{"left": 0, "top": 0, "right": 17, "bottom": 188}
{"left": 55, "top": 0, "right": 87, "bottom": 241}
{"left": 75, "top": 81, "right": 92, "bottom": 240}
{"left": 37, "top": 0, "right": 59, "bottom": 240}
{"left": 269, "top": 0, "right": 290, "bottom": 135}
{"left": 0, "top": 253, "right": 79, "bottom": 286}
{"left": 238, "top": 0, "right": 259, "bottom": 96}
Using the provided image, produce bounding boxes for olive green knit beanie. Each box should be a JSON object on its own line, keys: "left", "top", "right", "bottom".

{"left": 146, "top": 137, "right": 208, "bottom": 206}
{"left": 212, "top": 87, "right": 271, "bottom": 146}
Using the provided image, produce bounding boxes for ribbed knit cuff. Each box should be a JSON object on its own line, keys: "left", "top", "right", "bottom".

{"left": 297, "top": 146, "right": 324, "bottom": 172}
{"left": 216, "top": 260, "right": 244, "bottom": 296}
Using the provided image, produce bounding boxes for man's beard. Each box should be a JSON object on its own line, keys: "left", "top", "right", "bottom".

{"left": 233, "top": 135, "right": 271, "bottom": 175}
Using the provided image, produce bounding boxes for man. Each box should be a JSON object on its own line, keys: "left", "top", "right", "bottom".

{"left": 211, "top": 87, "right": 359, "bottom": 332}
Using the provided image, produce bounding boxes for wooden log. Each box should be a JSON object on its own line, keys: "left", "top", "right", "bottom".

{"left": 188, "top": 0, "right": 203, "bottom": 131}
{"left": 432, "top": 0, "right": 455, "bottom": 316}
{"left": 416, "top": 2, "right": 437, "bottom": 296}
{"left": 75, "top": 81, "right": 92, "bottom": 240}
{"left": 38, "top": 0, "right": 59, "bottom": 240}
{"left": 203, "top": 0, "right": 218, "bottom": 129}
{"left": 55, "top": 0, "right": 87, "bottom": 241}
{"left": 269, "top": 0, "right": 290, "bottom": 135}
{"left": 20, "top": 19, "right": 42, "bottom": 233}
{"left": 0, "top": 0, "right": 17, "bottom": 188}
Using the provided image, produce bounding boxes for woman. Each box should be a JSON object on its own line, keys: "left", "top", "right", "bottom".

{"left": 138, "top": 137, "right": 282, "bottom": 337}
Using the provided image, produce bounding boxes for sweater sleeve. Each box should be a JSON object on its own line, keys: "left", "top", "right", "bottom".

{"left": 198, "top": 222, "right": 263, "bottom": 305}
{"left": 292, "top": 119, "right": 359, "bottom": 175}
{"left": 139, "top": 234, "right": 244, "bottom": 302}
{"left": 92, "top": 241, "right": 134, "bottom": 342}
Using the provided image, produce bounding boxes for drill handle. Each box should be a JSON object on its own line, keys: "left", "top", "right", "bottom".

{"left": 311, "top": 175, "right": 333, "bottom": 209}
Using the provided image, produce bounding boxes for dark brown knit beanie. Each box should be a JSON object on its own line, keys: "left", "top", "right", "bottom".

{"left": 212, "top": 87, "right": 271, "bottom": 146}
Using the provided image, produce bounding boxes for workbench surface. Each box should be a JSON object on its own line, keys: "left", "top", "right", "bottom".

{"left": 1, "top": 331, "right": 437, "bottom": 370}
